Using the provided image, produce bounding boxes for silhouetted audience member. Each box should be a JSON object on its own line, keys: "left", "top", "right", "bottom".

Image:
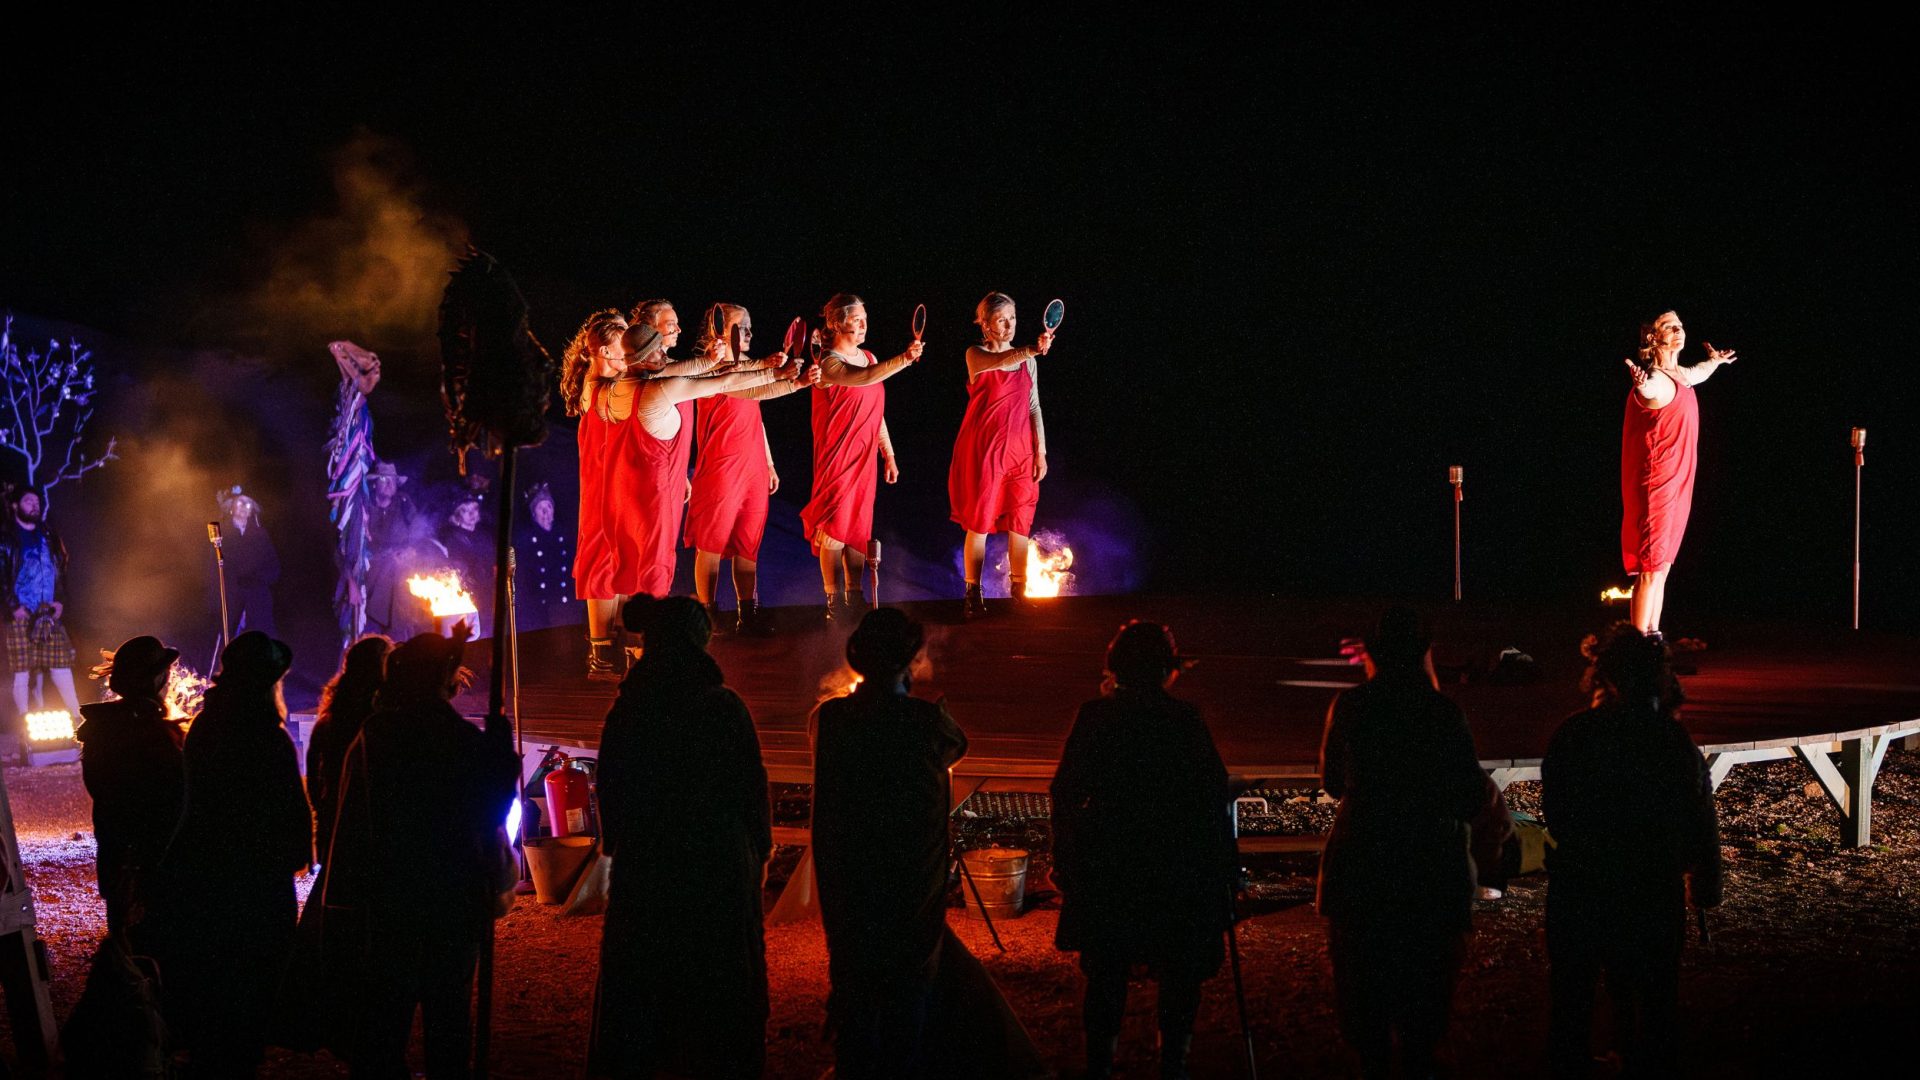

{"left": 156, "top": 631, "right": 312, "bottom": 1078}
{"left": 811, "top": 609, "right": 967, "bottom": 1078}
{"left": 1543, "top": 622, "right": 1722, "bottom": 1077}
{"left": 306, "top": 634, "right": 393, "bottom": 866}
{"left": 325, "top": 624, "right": 518, "bottom": 1078}
{"left": 1050, "top": 620, "right": 1235, "bottom": 1080}
{"left": 587, "top": 595, "right": 772, "bottom": 1079}
{"left": 1317, "top": 606, "right": 1497, "bottom": 1079}
{"left": 75, "top": 635, "right": 186, "bottom": 936}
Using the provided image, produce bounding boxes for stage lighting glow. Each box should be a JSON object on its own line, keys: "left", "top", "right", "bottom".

{"left": 26, "top": 710, "right": 75, "bottom": 744}
{"left": 506, "top": 797, "right": 523, "bottom": 843}
{"left": 409, "top": 570, "right": 479, "bottom": 616}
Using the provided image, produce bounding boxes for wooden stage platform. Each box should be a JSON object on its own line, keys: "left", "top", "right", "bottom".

{"left": 462, "top": 594, "right": 1920, "bottom": 844}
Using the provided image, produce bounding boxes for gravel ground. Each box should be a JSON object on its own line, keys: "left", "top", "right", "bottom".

{"left": 4, "top": 747, "right": 1917, "bottom": 1077}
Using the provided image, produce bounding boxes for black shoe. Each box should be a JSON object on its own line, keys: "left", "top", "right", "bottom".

{"left": 736, "top": 598, "right": 775, "bottom": 637}
{"left": 705, "top": 602, "right": 730, "bottom": 637}
{"left": 846, "top": 588, "right": 867, "bottom": 611}
{"left": 963, "top": 583, "right": 988, "bottom": 621}
{"left": 586, "top": 639, "right": 620, "bottom": 682}
{"left": 824, "top": 593, "right": 845, "bottom": 623}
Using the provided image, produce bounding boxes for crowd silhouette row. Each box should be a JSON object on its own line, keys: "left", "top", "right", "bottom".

{"left": 68, "top": 600, "right": 1720, "bottom": 1078}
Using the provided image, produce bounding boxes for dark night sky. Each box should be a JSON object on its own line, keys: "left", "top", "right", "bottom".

{"left": 5, "top": 11, "right": 1916, "bottom": 641}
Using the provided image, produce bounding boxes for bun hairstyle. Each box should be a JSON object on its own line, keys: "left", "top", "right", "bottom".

{"left": 821, "top": 293, "right": 865, "bottom": 334}
{"left": 561, "top": 308, "right": 628, "bottom": 417}
{"left": 974, "top": 291, "right": 1015, "bottom": 330}
{"left": 1580, "top": 621, "right": 1685, "bottom": 717}
{"left": 629, "top": 299, "right": 675, "bottom": 330}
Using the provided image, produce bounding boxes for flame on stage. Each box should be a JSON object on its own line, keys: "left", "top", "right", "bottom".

{"left": 817, "top": 668, "right": 863, "bottom": 702}
{"left": 409, "top": 570, "right": 479, "bottom": 616}
{"left": 1022, "top": 538, "right": 1075, "bottom": 598}
{"left": 1600, "top": 585, "right": 1635, "bottom": 603}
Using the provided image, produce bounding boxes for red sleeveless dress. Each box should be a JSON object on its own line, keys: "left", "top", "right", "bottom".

{"left": 685, "top": 394, "right": 770, "bottom": 561}
{"left": 572, "top": 403, "right": 614, "bottom": 599}
{"left": 576, "top": 387, "right": 694, "bottom": 598}
{"left": 1620, "top": 381, "right": 1699, "bottom": 574}
{"left": 947, "top": 361, "right": 1038, "bottom": 536}
{"left": 800, "top": 350, "right": 885, "bottom": 554}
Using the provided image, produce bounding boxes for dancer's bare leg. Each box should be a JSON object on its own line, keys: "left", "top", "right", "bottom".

{"left": 962, "top": 531, "right": 988, "bottom": 587}
{"left": 1008, "top": 531, "right": 1033, "bottom": 597}
{"left": 1632, "top": 567, "right": 1671, "bottom": 634}
{"left": 693, "top": 551, "right": 724, "bottom": 606}
{"left": 730, "top": 558, "right": 759, "bottom": 606}
{"left": 586, "top": 597, "right": 620, "bottom": 641}
{"left": 10, "top": 672, "right": 28, "bottom": 719}
{"left": 817, "top": 536, "right": 844, "bottom": 599}
{"left": 842, "top": 547, "right": 868, "bottom": 601}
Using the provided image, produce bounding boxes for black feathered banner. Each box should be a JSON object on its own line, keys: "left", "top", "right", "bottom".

{"left": 437, "top": 248, "right": 554, "bottom": 470}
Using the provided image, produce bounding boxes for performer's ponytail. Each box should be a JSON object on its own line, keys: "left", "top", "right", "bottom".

{"left": 561, "top": 309, "right": 627, "bottom": 417}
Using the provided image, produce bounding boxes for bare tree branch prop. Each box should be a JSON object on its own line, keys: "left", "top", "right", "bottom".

{"left": 1, "top": 312, "right": 119, "bottom": 505}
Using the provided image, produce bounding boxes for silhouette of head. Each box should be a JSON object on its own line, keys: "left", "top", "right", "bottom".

{"left": 1365, "top": 605, "right": 1431, "bottom": 673}
{"left": 385, "top": 631, "right": 467, "bottom": 704}
{"left": 216, "top": 631, "right": 293, "bottom": 693}
{"left": 322, "top": 634, "right": 393, "bottom": 715}
{"left": 1581, "top": 621, "right": 1684, "bottom": 715}
{"left": 1105, "top": 620, "right": 1189, "bottom": 689}
{"left": 622, "top": 594, "right": 712, "bottom": 655}
{"left": 107, "top": 635, "right": 180, "bottom": 699}
{"left": 846, "top": 607, "right": 925, "bottom": 681}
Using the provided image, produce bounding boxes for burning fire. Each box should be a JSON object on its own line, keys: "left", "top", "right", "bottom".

{"left": 1600, "top": 585, "right": 1635, "bottom": 603}
{"left": 817, "top": 668, "right": 863, "bottom": 702}
{"left": 409, "top": 570, "right": 479, "bottom": 616}
{"left": 165, "top": 663, "right": 213, "bottom": 722}
{"left": 1021, "top": 537, "right": 1075, "bottom": 598}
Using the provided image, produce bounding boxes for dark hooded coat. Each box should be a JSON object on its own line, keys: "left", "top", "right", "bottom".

{"left": 1050, "top": 685, "right": 1236, "bottom": 964}
{"left": 588, "top": 647, "right": 772, "bottom": 1079}
{"left": 74, "top": 696, "right": 185, "bottom": 933}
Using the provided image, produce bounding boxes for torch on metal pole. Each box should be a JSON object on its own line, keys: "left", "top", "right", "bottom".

{"left": 507, "top": 545, "right": 522, "bottom": 759}
{"left": 1852, "top": 428, "right": 1866, "bottom": 630}
{"left": 1449, "top": 466, "right": 1464, "bottom": 602}
{"left": 207, "top": 522, "right": 231, "bottom": 654}
{"left": 867, "top": 539, "right": 882, "bottom": 608}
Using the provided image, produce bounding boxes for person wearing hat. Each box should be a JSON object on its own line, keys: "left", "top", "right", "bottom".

{"left": 4, "top": 485, "right": 82, "bottom": 720}
{"left": 1051, "top": 620, "right": 1235, "bottom": 1080}
{"left": 362, "top": 460, "right": 423, "bottom": 638}
{"left": 215, "top": 484, "right": 281, "bottom": 639}
{"left": 513, "top": 482, "right": 575, "bottom": 631}
{"left": 323, "top": 623, "right": 517, "bottom": 1077}
{"left": 588, "top": 594, "right": 773, "bottom": 1078}
{"left": 154, "top": 630, "right": 312, "bottom": 1077}
{"left": 1316, "top": 606, "right": 1499, "bottom": 1078}
{"left": 75, "top": 635, "right": 186, "bottom": 936}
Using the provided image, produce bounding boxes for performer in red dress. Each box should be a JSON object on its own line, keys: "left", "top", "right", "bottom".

{"left": 1619, "top": 309, "right": 1736, "bottom": 636}
{"left": 565, "top": 305, "right": 796, "bottom": 679}
{"left": 948, "top": 292, "right": 1056, "bottom": 619}
{"left": 800, "top": 293, "right": 925, "bottom": 622}
{"left": 687, "top": 303, "right": 812, "bottom": 636}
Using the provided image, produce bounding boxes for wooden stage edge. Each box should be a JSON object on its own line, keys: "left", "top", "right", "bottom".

{"left": 463, "top": 593, "right": 1920, "bottom": 848}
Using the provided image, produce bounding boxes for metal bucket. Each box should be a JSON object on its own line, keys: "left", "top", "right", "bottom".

{"left": 523, "top": 835, "right": 596, "bottom": 904}
{"left": 960, "top": 848, "right": 1030, "bottom": 920}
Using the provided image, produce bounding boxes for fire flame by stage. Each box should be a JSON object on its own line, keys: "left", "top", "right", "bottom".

{"left": 1600, "top": 585, "right": 1635, "bottom": 603}
{"left": 409, "top": 570, "right": 479, "bottom": 616}
{"left": 1022, "top": 538, "right": 1075, "bottom": 598}
{"left": 165, "top": 663, "right": 213, "bottom": 723}
{"left": 817, "top": 668, "right": 863, "bottom": 702}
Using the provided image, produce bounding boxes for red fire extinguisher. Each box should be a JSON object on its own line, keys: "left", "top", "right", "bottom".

{"left": 544, "top": 754, "right": 594, "bottom": 838}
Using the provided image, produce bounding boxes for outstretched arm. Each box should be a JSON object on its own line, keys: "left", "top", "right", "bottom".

{"left": 1673, "top": 343, "right": 1738, "bottom": 387}
{"left": 1624, "top": 359, "right": 1677, "bottom": 409}
{"left": 818, "top": 341, "right": 925, "bottom": 387}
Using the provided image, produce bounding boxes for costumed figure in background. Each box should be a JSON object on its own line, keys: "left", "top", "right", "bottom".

{"left": 75, "top": 635, "right": 186, "bottom": 937}
{"left": 216, "top": 485, "right": 281, "bottom": 639}
{"left": 361, "top": 461, "right": 431, "bottom": 641}
{"left": 687, "top": 303, "right": 815, "bottom": 636}
{"left": 4, "top": 486, "right": 81, "bottom": 720}
{"left": 1619, "top": 310, "right": 1736, "bottom": 637}
{"left": 801, "top": 294, "right": 924, "bottom": 623}
{"left": 326, "top": 340, "right": 382, "bottom": 646}
{"left": 442, "top": 491, "right": 493, "bottom": 629}
{"left": 588, "top": 595, "right": 772, "bottom": 1078}
{"left": 1051, "top": 621, "right": 1235, "bottom": 1080}
{"left": 948, "top": 292, "right": 1054, "bottom": 619}
{"left": 513, "top": 483, "right": 576, "bottom": 631}
{"left": 564, "top": 304, "right": 799, "bottom": 680}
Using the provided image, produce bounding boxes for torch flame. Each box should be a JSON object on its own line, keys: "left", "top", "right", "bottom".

{"left": 1021, "top": 541, "right": 1075, "bottom": 599}
{"left": 817, "top": 667, "right": 863, "bottom": 703}
{"left": 1600, "top": 585, "right": 1635, "bottom": 603}
{"left": 409, "top": 570, "right": 479, "bottom": 616}
{"left": 164, "top": 663, "right": 213, "bottom": 723}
